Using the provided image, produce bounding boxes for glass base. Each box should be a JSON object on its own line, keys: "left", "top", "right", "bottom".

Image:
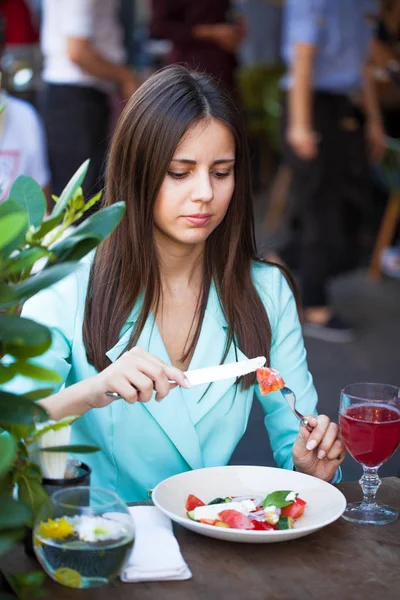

{"left": 342, "top": 501, "right": 399, "bottom": 525}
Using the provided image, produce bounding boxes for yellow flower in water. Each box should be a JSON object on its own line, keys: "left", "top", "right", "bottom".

{"left": 38, "top": 517, "right": 75, "bottom": 540}
{"left": 53, "top": 567, "right": 82, "bottom": 589}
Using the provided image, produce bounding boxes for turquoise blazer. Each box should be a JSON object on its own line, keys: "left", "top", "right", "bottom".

{"left": 9, "top": 256, "right": 318, "bottom": 501}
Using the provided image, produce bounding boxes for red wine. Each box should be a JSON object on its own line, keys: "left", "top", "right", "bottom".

{"left": 340, "top": 403, "right": 400, "bottom": 467}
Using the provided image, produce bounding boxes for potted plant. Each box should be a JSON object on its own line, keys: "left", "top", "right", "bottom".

{"left": 0, "top": 161, "right": 125, "bottom": 597}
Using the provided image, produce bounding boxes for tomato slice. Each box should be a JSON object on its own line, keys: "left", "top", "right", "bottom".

{"left": 256, "top": 368, "right": 285, "bottom": 395}
{"left": 218, "top": 510, "right": 254, "bottom": 530}
{"left": 280, "top": 498, "right": 306, "bottom": 519}
{"left": 199, "top": 518, "right": 217, "bottom": 526}
{"left": 185, "top": 494, "right": 205, "bottom": 512}
{"left": 251, "top": 520, "right": 274, "bottom": 531}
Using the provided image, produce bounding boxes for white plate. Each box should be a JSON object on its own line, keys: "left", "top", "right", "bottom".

{"left": 152, "top": 465, "right": 347, "bottom": 543}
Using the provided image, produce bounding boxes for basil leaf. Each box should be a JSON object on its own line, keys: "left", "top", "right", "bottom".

{"left": 263, "top": 490, "right": 298, "bottom": 509}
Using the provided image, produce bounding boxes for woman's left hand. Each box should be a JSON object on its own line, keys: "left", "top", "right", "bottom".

{"left": 292, "top": 415, "right": 346, "bottom": 482}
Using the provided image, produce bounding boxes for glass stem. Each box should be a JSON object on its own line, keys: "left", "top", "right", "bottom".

{"left": 359, "top": 466, "right": 381, "bottom": 509}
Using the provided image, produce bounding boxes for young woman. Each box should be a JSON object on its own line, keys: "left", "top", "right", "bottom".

{"left": 16, "top": 66, "right": 345, "bottom": 501}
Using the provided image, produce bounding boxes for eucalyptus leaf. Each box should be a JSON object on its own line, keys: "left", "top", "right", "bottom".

{"left": 0, "top": 198, "right": 28, "bottom": 257}
{"left": 1, "top": 246, "right": 52, "bottom": 277}
{"left": 0, "top": 495, "right": 32, "bottom": 529}
{"left": 0, "top": 528, "right": 26, "bottom": 556}
{"left": 23, "top": 388, "right": 54, "bottom": 401}
{"left": 67, "top": 201, "right": 126, "bottom": 240}
{"left": 50, "top": 202, "right": 125, "bottom": 262}
{"left": 0, "top": 213, "right": 28, "bottom": 252}
{"left": 0, "top": 363, "right": 16, "bottom": 384}
{"left": 50, "top": 235, "right": 100, "bottom": 263}
{"left": 263, "top": 490, "right": 298, "bottom": 509}
{"left": 9, "top": 175, "right": 46, "bottom": 228}
{"left": 39, "top": 444, "right": 100, "bottom": 454}
{"left": 0, "top": 315, "right": 52, "bottom": 358}
{"left": 0, "top": 262, "right": 77, "bottom": 308}
{"left": 13, "top": 361, "right": 63, "bottom": 383}
{"left": 0, "top": 436, "right": 17, "bottom": 478}
{"left": 4, "top": 424, "right": 33, "bottom": 440}
{"left": 51, "top": 160, "right": 90, "bottom": 218}
{"left": 29, "top": 212, "right": 64, "bottom": 242}
{"left": 16, "top": 474, "right": 48, "bottom": 517}
{"left": 31, "top": 415, "right": 78, "bottom": 441}
{"left": 0, "top": 391, "right": 48, "bottom": 425}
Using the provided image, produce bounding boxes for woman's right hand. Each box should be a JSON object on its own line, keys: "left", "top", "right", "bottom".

{"left": 86, "top": 347, "right": 191, "bottom": 409}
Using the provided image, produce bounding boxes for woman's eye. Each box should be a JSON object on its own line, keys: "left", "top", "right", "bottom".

{"left": 168, "top": 171, "right": 189, "bottom": 179}
{"left": 213, "top": 171, "right": 231, "bottom": 178}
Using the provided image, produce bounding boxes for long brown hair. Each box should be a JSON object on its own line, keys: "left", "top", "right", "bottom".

{"left": 83, "top": 65, "right": 297, "bottom": 389}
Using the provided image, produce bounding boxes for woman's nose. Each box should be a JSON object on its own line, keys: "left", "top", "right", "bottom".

{"left": 191, "top": 172, "right": 214, "bottom": 203}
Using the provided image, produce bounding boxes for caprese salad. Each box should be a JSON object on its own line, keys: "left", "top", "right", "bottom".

{"left": 185, "top": 490, "right": 306, "bottom": 531}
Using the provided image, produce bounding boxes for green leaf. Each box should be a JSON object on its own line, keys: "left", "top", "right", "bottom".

{"left": 70, "top": 202, "right": 125, "bottom": 240}
{"left": 0, "top": 213, "right": 28, "bottom": 252}
{"left": 16, "top": 474, "right": 48, "bottom": 517}
{"left": 0, "top": 262, "right": 77, "bottom": 308}
{"left": 30, "top": 415, "right": 78, "bottom": 442}
{"left": 0, "top": 391, "right": 48, "bottom": 426}
{"left": 0, "top": 198, "right": 28, "bottom": 257}
{"left": 1, "top": 247, "right": 52, "bottom": 277}
{"left": 29, "top": 212, "right": 64, "bottom": 242}
{"left": 20, "top": 463, "right": 42, "bottom": 481}
{"left": 0, "top": 436, "right": 17, "bottom": 478}
{"left": 50, "top": 235, "right": 100, "bottom": 263}
{"left": 0, "top": 363, "right": 17, "bottom": 384}
{"left": 0, "top": 316, "right": 52, "bottom": 359}
{"left": 23, "top": 388, "right": 54, "bottom": 401}
{"left": 13, "top": 361, "right": 63, "bottom": 383}
{"left": 0, "top": 495, "right": 33, "bottom": 529}
{"left": 19, "top": 571, "right": 47, "bottom": 588}
{"left": 0, "top": 470, "right": 14, "bottom": 495}
{"left": 51, "top": 160, "right": 90, "bottom": 218}
{"left": 39, "top": 444, "right": 100, "bottom": 454}
{"left": 0, "top": 528, "right": 25, "bottom": 556}
{"left": 51, "top": 202, "right": 126, "bottom": 262}
{"left": 9, "top": 175, "right": 46, "bottom": 228}
{"left": 5, "top": 424, "right": 33, "bottom": 440}
{"left": 263, "top": 490, "right": 298, "bottom": 509}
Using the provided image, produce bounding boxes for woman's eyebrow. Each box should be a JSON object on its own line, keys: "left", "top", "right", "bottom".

{"left": 170, "top": 158, "right": 235, "bottom": 165}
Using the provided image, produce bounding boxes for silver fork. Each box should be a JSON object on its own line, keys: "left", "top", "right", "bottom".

{"left": 280, "top": 386, "right": 313, "bottom": 433}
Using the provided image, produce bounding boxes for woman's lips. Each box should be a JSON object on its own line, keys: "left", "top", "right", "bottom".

{"left": 184, "top": 215, "right": 212, "bottom": 226}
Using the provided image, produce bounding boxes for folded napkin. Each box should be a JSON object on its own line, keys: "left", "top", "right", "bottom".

{"left": 120, "top": 506, "right": 192, "bottom": 583}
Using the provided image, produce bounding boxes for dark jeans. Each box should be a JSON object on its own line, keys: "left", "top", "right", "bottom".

{"left": 280, "top": 92, "right": 373, "bottom": 308}
{"left": 41, "top": 83, "right": 111, "bottom": 203}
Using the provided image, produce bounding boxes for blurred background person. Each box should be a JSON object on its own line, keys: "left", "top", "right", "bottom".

{"left": 150, "top": 0, "right": 245, "bottom": 95}
{"left": 0, "top": 14, "right": 50, "bottom": 206}
{"left": 372, "top": 0, "right": 400, "bottom": 135}
{"left": 371, "top": 0, "right": 400, "bottom": 280}
{"left": 40, "top": 0, "right": 137, "bottom": 206}
{"left": 0, "top": 0, "right": 40, "bottom": 106}
{"left": 275, "top": 0, "right": 386, "bottom": 343}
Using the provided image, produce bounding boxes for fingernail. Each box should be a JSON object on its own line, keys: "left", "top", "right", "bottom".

{"left": 317, "top": 449, "right": 326, "bottom": 460}
{"left": 183, "top": 377, "right": 191, "bottom": 389}
{"left": 306, "top": 439, "right": 317, "bottom": 451}
{"left": 310, "top": 417, "right": 318, "bottom": 427}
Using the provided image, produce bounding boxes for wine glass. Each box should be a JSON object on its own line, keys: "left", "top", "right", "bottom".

{"left": 33, "top": 486, "right": 134, "bottom": 588}
{"left": 339, "top": 383, "right": 400, "bottom": 525}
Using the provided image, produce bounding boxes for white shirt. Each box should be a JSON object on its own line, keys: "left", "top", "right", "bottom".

{"left": 0, "top": 94, "right": 50, "bottom": 202}
{"left": 41, "top": 0, "right": 126, "bottom": 92}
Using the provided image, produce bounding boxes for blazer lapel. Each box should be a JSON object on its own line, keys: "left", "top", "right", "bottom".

{"left": 105, "top": 310, "right": 204, "bottom": 470}
{"left": 181, "top": 282, "right": 250, "bottom": 423}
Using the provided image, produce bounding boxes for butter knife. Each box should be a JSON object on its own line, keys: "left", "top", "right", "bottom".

{"left": 106, "top": 356, "right": 266, "bottom": 400}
